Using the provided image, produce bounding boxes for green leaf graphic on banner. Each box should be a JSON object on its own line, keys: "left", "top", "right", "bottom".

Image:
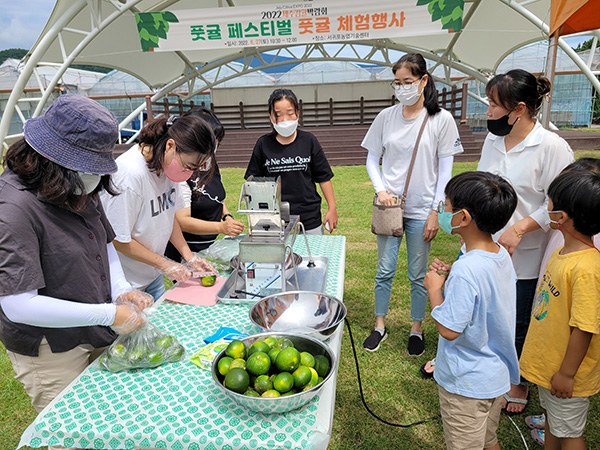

{"left": 416, "top": 0, "right": 464, "bottom": 32}
{"left": 135, "top": 11, "right": 179, "bottom": 52}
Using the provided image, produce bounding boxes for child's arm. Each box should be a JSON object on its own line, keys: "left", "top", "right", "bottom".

{"left": 551, "top": 327, "right": 593, "bottom": 399}
{"left": 319, "top": 180, "right": 338, "bottom": 232}
{"left": 424, "top": 265, "right": 460, "bottom": 341}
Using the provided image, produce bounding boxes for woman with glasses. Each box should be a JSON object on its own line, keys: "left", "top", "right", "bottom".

{"left": 165, "top": 107, "right": 245, "bottom": 262}
{"left": 361, "top": 53, "right": 463, "bottom": 354}
{"left": 100, "top": 115, "right": 216, "bottom": 301}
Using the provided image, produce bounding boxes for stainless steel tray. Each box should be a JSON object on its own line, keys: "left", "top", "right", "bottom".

{"left": 216, "top": 255, "right": 329, "bottom": 305}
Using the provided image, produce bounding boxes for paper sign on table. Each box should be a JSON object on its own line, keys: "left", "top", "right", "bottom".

{"left": 164, "top": 277, "right": 226, "bottom": 306}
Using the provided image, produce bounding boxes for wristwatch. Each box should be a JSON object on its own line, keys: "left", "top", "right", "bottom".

{"left": 222, "top": 214, "right": 234, "bottom": 221}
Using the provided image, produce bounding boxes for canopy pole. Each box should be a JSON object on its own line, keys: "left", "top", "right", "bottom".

{"left": 541, "top": 31, "right": 559, "bottom": 129}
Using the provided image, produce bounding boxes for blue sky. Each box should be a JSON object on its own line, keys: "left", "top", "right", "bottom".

{"left": 0, "top": 1, "right": 593, "bottom": 52}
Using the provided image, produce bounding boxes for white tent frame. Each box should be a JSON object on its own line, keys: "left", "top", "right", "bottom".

{"left": 2, "top": 0, "right": 600, "bottom": 149}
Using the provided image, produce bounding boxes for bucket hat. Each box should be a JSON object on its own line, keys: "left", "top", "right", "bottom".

{"left": 23, "top": 94, "right": 119, "bottom": 174}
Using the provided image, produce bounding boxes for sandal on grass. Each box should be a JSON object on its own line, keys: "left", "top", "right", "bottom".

{"left": 502, "top": 393, "right": 528, "bottom": 415}
{"left": 420, "top": 358, "right": 435, "bottom": 379}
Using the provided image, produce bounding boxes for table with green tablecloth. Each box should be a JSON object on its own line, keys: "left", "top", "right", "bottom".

{"left": 19, "top": 235, "right": 346, "bottom": 450}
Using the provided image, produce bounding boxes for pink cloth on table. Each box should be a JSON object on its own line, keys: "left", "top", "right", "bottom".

{"left": 164, "top": 277, "right": 226, "bottom": 306}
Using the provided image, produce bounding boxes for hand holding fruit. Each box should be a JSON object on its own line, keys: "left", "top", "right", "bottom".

{"left": 159, "top": 258, "right": 191, "bottom": 283}
{"left": 186, "top": 255, "right": 217, "bottom": 274}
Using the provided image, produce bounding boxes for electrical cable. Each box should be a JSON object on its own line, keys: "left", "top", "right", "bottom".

{"left": 506, "top": 415, "right": 530, "bottom": 450}
{"left": 344, "top": 317, "right": 441, "bottom": 428}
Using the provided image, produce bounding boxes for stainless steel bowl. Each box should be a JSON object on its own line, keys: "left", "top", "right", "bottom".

{"left": 211, "top": 332, "right": 336, "bottom": 414}
{"left": 249, "top": 291, "right": 347, "bottom": 341}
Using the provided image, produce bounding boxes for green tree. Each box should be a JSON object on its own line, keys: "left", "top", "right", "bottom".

{"left": 574, "top": 38, "right": 595, "bottom": 52}
{"left": 0, "top": 48, "right": 28, "bottom": 65}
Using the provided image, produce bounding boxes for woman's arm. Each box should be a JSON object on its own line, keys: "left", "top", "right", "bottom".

{"left": 319, "top": 180, "right": 338, "bottom": 232}
{"left": 498, "top": 216, "right": 541, "bottom": 256}
{"left": 366, "top": 152, "right": 396, "bottom": 206}
{"left": 176, "top": 205, "right": 244, "bottom": 237}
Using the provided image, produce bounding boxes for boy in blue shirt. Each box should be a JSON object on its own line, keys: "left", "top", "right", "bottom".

{"left": 424, "top": 171, "right": 520, "bottom": 450}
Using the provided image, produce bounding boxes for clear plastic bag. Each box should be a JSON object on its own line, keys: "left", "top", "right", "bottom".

{"left": 195, "top": 236, "right": 243, "bottom": 276}
{"left": 99, "top": 322, "right": 185, "bottom": 372}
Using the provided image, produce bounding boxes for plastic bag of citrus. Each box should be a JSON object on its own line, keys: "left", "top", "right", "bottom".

{"left": 217, "top": 337, "right": 330, "bottom": 397}
{"left": 98, "top": 322, "right": 185, "bottom": 372}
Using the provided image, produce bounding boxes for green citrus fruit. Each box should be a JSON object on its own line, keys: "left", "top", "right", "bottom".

{"left": 99, "top": 354, "right": 125, "bottom": 372}
{"left": 254, "top": 375, "right": 273, "bottom": 394}
{"left": 200, "top": 275, "right": 216, "bottom": 286}
{"left": 225, "top": 340, "right": 246, "bottom": 359}
{"left": 147, "top": 350, "right": 165, "bottom": 366}
{"left": 155, "top": 336, "right": 175, "bottom": 350}
{"left": 247, "top": 341, "right": 270, "bottom": 356}
{"left": 300, "top": 352, "right": 315, "bottom": 368}
{"left": 302, "top": 380, "right": 318, "bottom": 392}
{"left": 314, "top": 355, "right": 330, "bottom": 378}
{"left": 281, "top": 390, "right": 297, "bottom": 397}
{"left": 223, "top": 368, "right": 250, "bottom": 394}
{"left": 273, "top": 372, "right": 294, "bottom": 393}
{"left": 168, "top": 344, "right": 185, "bottom": 361}
{"left": 277, "top": 338, "right": 294, "bottom": 350}
{"left": 127, "top": 348, "right": 144, "bottom": 365}
{"left": 246, "top": 351, "right": 271, "bottom": 376}
{"left": 217, "top": 356, "right": 234, "bottom": 376}
{"left": 308, "top": 367, "right": 319, "bottom": 385}
{"left": 230, "top": 358, "right": 246, "bottom": 370}
{"left": 108, "top": 344, "right": 127, "bottom": 359}
{"left": 317, "top": 377, "right": 324, "bottom": 384}
{"left": 264, "top": 337, "right": 278, "bottom": 349}
{"left": 267, "top": 348, "right": 280, "bottom": 364}
{"left": 261, "top": 389, "right": 281, "bottom": 398}
{"left": 275, "top": 347, "right": 301, "bottom": 372}
{"left": 243, "top": 388, "right": 260, "bottom": 397}
{"left": 293, "top": 366, "right": 312, "bottom": 389}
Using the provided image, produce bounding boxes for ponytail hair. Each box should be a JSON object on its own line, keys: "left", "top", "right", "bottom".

{"left": 138, "top": 115, "right": 216, "bottom": 175}
{"left": 485, "top": 69, "right": 550, "bottom": 118}
{"left": 392, "top": 53, "right": 441, "bottom": 116}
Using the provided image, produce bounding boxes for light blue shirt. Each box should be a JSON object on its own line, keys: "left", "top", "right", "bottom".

{"left": 432, "top": 245, "right": 520, "bottom": 399}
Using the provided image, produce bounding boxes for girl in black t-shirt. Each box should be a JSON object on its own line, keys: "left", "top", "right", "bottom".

{"left": 245, "top": 89, "right": 338, "bottom": 233}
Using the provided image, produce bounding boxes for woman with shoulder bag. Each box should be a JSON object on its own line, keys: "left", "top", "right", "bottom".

{"left": 361, "top": 53, "right": 463, "bottom": 354}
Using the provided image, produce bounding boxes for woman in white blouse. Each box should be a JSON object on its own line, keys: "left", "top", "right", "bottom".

{"left": 478, "top": 69, "right": 573, "bottom": 413}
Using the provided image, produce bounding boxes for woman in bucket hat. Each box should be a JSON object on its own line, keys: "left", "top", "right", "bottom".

{"left": 0, "top": 94, "right": 151, "bottom": 436}
{"left": 100, "top": 113, "right": 216, "bottom": 300}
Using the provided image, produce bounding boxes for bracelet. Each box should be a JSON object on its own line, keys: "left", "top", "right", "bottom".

{"left": 512, "top": 224, "right": 523, "bottom": 239}
{"left": 222, "top": 214, "right": 234, "bottom": 222}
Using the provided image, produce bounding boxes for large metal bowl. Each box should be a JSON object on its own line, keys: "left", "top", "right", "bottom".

{"left": 211, "top": 332, "right": 336, "bottom": 414}
{"left": 249, "top": 291, "right": 346, "bottom": 341}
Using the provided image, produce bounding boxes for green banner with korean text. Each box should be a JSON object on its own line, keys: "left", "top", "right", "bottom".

{"left": 135, "top": 0, "right": 464, "bottom": 52}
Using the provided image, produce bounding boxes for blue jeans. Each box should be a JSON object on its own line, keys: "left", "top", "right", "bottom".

{"left": 144, "top": 275, "right": 166, "bottom": 302}
{"left": 374, "top": 218, "right": 430, "bottom": 322}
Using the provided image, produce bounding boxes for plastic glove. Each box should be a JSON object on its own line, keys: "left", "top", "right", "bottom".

{"left": 186, "top": 255, "right": 217, "bottom": 275}
{"left": 111, "top": 303, "right": 147, "bottom": 334}
{"left": 160, "top": 259, "right": 192, "bottom": 283}
{"left": 115, "top": 290, "right": 154, "bottom": 310}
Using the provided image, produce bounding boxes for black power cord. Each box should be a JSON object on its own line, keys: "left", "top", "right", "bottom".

{"left": 343, "top": 317, "right": 441, "bottom": 428}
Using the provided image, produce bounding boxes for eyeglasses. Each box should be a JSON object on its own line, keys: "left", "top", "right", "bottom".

{"left": 390, "top": 77, "right": 422, "bottom": 89}
{"left": 176, "top": 152, "right": 212, "bottom": 172}
{"left": 437, "top": 200, "right": 462, "bottom": 214}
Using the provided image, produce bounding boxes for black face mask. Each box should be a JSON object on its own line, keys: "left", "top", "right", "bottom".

{"left": 487, "top": 114, "right": 517, "bottom": 136}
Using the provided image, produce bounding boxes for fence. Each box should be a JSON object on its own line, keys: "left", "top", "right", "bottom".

{"left": 145, "top": 82, "right": 469, "bottom": 129}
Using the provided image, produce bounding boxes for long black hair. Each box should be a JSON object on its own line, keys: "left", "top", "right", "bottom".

{"left": 138, "top": 115, "right": 215, "bottom": 176}
{"left": 4, "top": 138, "right": 117, "bottom": 213}
{"left": 485, "top": 69, "right": 551, "bottom": 118}
{"left": 392, "top": 53, "right": 441, "bottom": 116}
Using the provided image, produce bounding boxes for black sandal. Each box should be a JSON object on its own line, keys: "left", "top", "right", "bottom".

{"left": 420, "top": 358, "right": 435, "bottom": 379}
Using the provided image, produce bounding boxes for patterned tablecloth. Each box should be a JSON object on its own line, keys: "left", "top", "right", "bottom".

{"left": 19, "top": 235, "right": 346, "bottom": 450}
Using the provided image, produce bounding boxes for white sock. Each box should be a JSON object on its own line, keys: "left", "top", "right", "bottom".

{"left": 410, "top": 331, "right": 423, "bottom": 338}
{"left": 375, "top": 327, "right": 385, "bottom": 336}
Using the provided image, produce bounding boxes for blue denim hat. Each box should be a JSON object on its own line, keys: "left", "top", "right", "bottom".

{"left": 23, "top": 94, "right": 119, "bottom": 174}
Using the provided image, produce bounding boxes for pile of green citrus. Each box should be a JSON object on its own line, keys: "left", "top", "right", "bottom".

{"left": 99, "top": 335, "right": 185, "bottom": 372}
{"left": 216, "top": 337, "right": 330, "bottom": 398}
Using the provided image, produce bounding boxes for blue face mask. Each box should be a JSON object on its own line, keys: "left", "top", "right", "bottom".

{"left": 437, "top": 201, "right": 462, "bottom": 235}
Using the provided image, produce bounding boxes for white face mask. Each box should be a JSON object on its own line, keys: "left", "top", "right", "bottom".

{"left": 272, "top": 119, "right": 298, "bottom": 138}
{"left": 76, "top": 172, "right": 102, "bottom": 195}
{"left": 542, "top": 209, "right": 564, "bottom": 228}
{"left": 394, "top": 83, "right": 423, "bottom": 106}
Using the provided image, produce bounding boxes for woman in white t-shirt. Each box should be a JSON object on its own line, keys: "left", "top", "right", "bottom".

{"left": 101, "top": 115, "right": 216, "bottom": 301}
{"left": 477, "top": 69, "right": 573, "bottom": 414}
{"left": 361, "top": 53, "right": 463, "bottom": 354}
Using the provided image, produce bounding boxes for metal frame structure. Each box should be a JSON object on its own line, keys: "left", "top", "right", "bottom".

{"left": 1, "top": 0, "right": 599, "bottom": 149}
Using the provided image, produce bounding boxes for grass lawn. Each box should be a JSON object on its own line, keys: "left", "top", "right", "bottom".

{"left": 2, "top": 150, "right": 599, "bottom": 449}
